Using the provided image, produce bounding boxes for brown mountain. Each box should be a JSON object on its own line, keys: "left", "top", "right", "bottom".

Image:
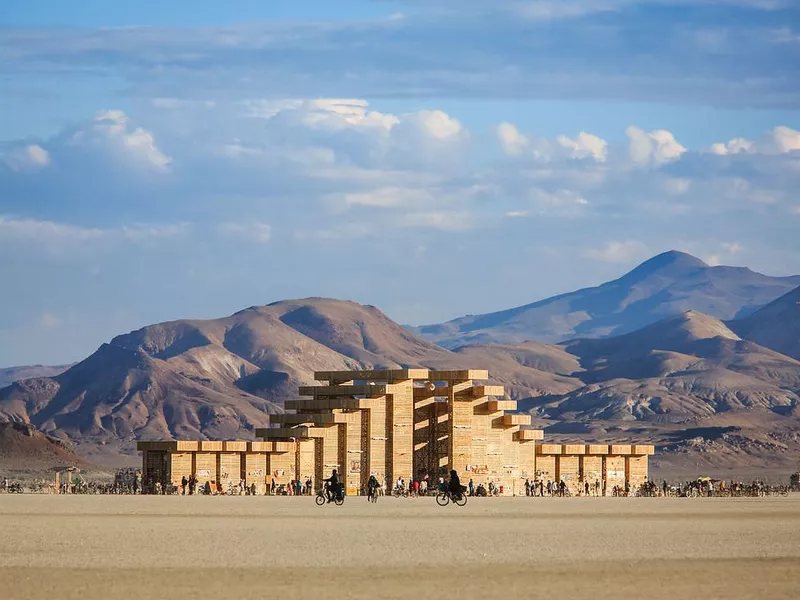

{"left": 531, "top": 311, "right": 800, "bottom": 421}
{"left": 0, "top": 298, "right": 578, "bottom": 461}
{"left": 528, "top": 311, "right": 800, "bottom": 476}
{"left": 2, "top": 298, "right": 799, "bottom": 475}
{"left": 0, "top": 421, "right": 87, "bottom": 468}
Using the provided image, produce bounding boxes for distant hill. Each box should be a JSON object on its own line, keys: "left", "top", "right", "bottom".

{"left": 533, "top": 311, "right": 800, "bottom": 423}
{"left": 0, "top": 364, "right": 72, "bottom": 389}
{"left": 729, "top": 285, "right": 800, "bottom": 361}
{"left": 0, "top": 421, "right": 86, "bottom": 468}
{"left": 416, "top": 250, "right": 800, "bottom": 347}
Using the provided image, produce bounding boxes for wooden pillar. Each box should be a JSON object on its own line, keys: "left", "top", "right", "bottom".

{"left": 389, "top": 380, "right": 414, "bottom": 482}
{"left": 602, "top": 456, "right": 607, "bottom": 496}
{"left": 448, "top": 380, "right": 473, "bottom": 475}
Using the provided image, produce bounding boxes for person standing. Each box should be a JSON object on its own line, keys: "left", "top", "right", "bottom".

{"left": 181, "top": 476, "right": 188, "bottom": 496}
{"left": 468, "top": 479, "right": 474, "bottom": 497}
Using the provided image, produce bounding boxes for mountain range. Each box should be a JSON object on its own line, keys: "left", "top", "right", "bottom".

{"left": 416, "top": 250, "right": 800, "bottom": 347}
{"left": 1, "top": 251, "right": 799, "bottom": 474}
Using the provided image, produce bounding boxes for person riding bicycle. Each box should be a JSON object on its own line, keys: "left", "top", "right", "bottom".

{"left": 324, "top": 469, "right": 341, "bottom": 503}
{"left": 367, "top": 473, "right": 379, "bottom": 500}
{"left": 448, "top": 470, "right": 462, "bottom": 500}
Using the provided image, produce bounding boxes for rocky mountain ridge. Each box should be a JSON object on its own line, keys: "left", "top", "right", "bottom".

{"left": 1, "top": 253, "right": 799, "bottom": 474}
{"left": 417, "top": 250, "right": 800, "bottom": 347}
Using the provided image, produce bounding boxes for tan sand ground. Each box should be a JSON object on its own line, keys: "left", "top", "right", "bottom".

{"left": 2, "top": 495, "right": 799, "bottom": 599}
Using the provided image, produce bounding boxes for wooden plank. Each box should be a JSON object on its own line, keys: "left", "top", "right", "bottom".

{"left": 428, "top": 369, "right": 489, "bottom": 381}
{"left": 248, "top": 441, "right": 274, "bottom": 452}
{"left": 514, "top": 429, "right": 544, "bottom": 441}
{"left": 314, "top": 369, "right": 429, "bottom": 382}
{"left": 222, "top": 441, "right": 247, "bottom": 452}
{"left": 284, "top": 398, "right": 383, "bottom": 411}
{"left": 538, "top": 444, "right": 563, "bottom": 455}
{"left": 486, "top": 400, "right": 517, "bottom": 412}
{"left": 136, "top": 441, "right": 177, "bottom": 452}
{"left": 499, "top": 414, "right": 531, "bottom": 427}
{"left": 587, "top": 444, "right": 609, "bottom": 455}
{"left": 611, "top": 444, "right": 633, "bottom": 455}
{"left": 299, "top": 385, "right": 390, "bottom": 397}
{"left": 563, "top": 444, "right": 586, "bottom": 455}
{"left": 473, "top": 385, "right": 505, "bottom": 398}
{"left": 271, "top": 413, "right": 348, "bottom": 426}
{"left": 633, "top": 445, "right": 655, "bottom": 455}
{"left": 256, "top": 427, "right": 313, "bottom": 440}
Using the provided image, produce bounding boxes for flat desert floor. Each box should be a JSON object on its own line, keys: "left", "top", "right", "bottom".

{"left": 2, "top": 495, "right": 799, "bottom": 600}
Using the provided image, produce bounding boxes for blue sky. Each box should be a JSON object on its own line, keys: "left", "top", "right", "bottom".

{"left": 1, "top": 0, "right": 799, "bottom": 366}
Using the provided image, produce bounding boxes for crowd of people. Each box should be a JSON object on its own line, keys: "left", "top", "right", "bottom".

{"left": 3, "top": 471, "right": 793, "bottom": 497}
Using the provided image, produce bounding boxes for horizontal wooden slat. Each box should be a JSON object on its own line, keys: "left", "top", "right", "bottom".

{"left": 587, "top": 444, "right": 609, "bottom": 455}
{"left": 284, "top": 398, "right": 382, "bottom": 411}
{"left": 428, "top": 369, "right": 489, "bottom": 382}
{"left": 299, "top": 385, "right": 389, "bottom": 397}
{"left": 500, "top": 414, "right": 531, "bottom": 427}
{"left": 514, "top": 429, "right": 544, "bottom": 441}
{"left": 222, "top": 441, "right": 247, "bottom": 452}
{"left": 563, "top": 444, "right": 586, "bottom": 454}
{"left": 486, "top": 400, "right": 517, "bottom": 412}
{"left": 473, "top": 385, "right": 505, "bottom": 398}
{"left": 314, "top": 369, "right": 429, "bottom": 382}
{"left": 538, "top": 444, "right": 563, "bottom": 455}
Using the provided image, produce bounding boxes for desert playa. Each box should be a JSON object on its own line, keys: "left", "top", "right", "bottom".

{"left": 2, "top": 495, "right": 799, "bottom": 600}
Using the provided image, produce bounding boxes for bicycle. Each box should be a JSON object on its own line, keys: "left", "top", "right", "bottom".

{"left": 436, "top": 488, "right": 468, "bottom": 507}
{"left": 392, "top": 486, "right": 409, "bottom": 498}
{"left": 316, "top": 485, "right": 345, "bottom": 506}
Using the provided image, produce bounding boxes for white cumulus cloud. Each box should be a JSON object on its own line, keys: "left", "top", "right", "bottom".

{"left": 497, "top": 122, "right": 530, "bottom": 156}
{"left": 626, "top": 126, "right": 686, "bottom": 166}
{"left": 710, "top": 126, "right": 800, "bottom": 156}
{"left": 68, "top": 110, "right": 173, "bottom": 171}
{"left": 557, "top": 132, "right": 608, "bottom": 162}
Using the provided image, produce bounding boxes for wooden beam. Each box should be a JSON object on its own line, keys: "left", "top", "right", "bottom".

{"left": 428, "top": 369, "right": 489, "bottom": 381}
{"left": 284, "top": 398, "right": 383, "bottom": 411}
{"left": 497, "top": 414, "right": 531, "bottom": 427}
{"left": 314, "top": 369, "right": 429, "bottom": 382}
{"left": 473, "top": 385, "right": 505, "bottom": 398}
{"left": 486, "top": 399, "right": 517, "bottom": 412}
{"left": 514, "top": 429, "right": 544, "bottom": 441}
{"left": 299, "top": 384, "right": 390, "bottom": 397}
{"left": 537, "top": 443, "right": 563, "bottom": 455}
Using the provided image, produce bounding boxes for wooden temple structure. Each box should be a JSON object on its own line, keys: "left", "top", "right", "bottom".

{"left": 138, "top": 368, "right": 654, "bottom": 495}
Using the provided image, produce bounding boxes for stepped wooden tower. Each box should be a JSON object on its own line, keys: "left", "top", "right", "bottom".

{"left": 257, "top": 369, "right": 543, "bottom": 495}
